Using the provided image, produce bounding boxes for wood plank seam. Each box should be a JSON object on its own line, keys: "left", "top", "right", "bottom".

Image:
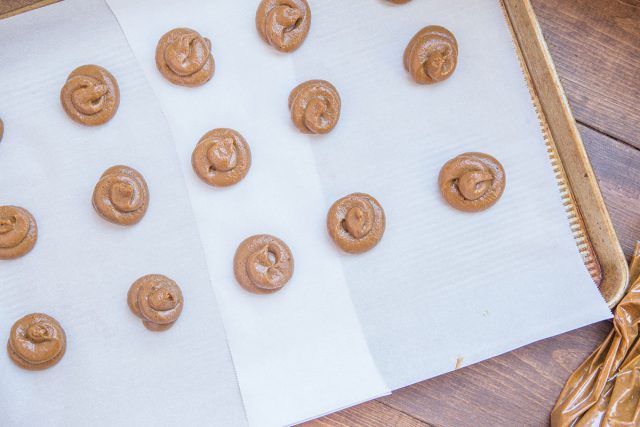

{"left": 577, "top": 120, "right": 640, "bottom": 151}
{"left": 373, "top": 399, "right": 441, "bottom": 427}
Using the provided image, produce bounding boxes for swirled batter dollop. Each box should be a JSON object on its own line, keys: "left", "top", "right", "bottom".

{"left": 60, "top": 64, "right": 119, "bottom": 126}
{"left": 7, "top": 313, "right": 66, "bottom": 370}
{"left": 289, "top": 80, "right": 341, "bottom": 134}
{"left": 439, "top": 152, "right": 506, "bottom": 212}
{"left": 256, "top": 0, "right": 311, "bottom": 52}
{"left": 327, "top": 193, "right": 385, "bottom": 254}
{"left": 404, "top": 25, "right": 458, "bottom": 84}
{"left": 0, "top": 205, "right": 37, "bottom": 260}
{"left": 192, "top": 128, "right": 251, "bottom": 187}
{"left": 92, "top": 165, "right": 149, "bottom": 225}
{"left": 128, "top": 274, "right": 184, "bottom": 331}
{"left": 234, "top": 235, "right": 294, "bottom": 294}
{"left": 155, "top": 28, "right": 214, "bottom": 87}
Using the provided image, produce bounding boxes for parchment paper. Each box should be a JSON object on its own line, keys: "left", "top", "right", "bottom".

{"left": 0, "top": 0, "right": 614, "bottom": 426}
{"left": 105, "top": 1, "right": 390, "bottom": 426}
{"left": 107, "top": 0, "right": 613, "bottom": 421}
{"left": 292, "top": 0, "right": 614, "bottom": 389}
{"left": 0, "top": 1, "right": 247, "bottom": 426}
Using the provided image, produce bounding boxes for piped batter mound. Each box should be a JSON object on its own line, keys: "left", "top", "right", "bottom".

{"left": 92, "top": 165, "right": 149, "bottom": 226}
{"left": 0, "top": 205, "right": 37, "bottom": 260}
{"left": 234, "top": 234, "right": 294, "bottom": 294}
{"left": 7, "top": 313, "right": 66, "bottom": 370}
{"left": 60, "top": 64, "right": 119, "bottom": 126}
{"left": 155, "top": 28, "right": 215, "bottom": 87}
{"left": 191, "top": 128, "right": 252, "bottom": 187}
{"left": 327, "top": 193, "right": 386, "bottom": 254}
{"left": 256, "top": 0, "right": 311, "bottom": 53}
{"left": 289, "top": 80, "right": 341, "bottom": 134}
{"left": 127, "top": 274, "right": 184, "bottom": 331}
{"left": 438, "top": 152, "right": 506, "bottom": 212}
{"left": 404, "top": 25, "right": 458, "bottom": 84}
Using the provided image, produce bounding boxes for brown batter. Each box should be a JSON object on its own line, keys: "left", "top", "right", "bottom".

{"left": 192, "top": 128, "right": 251, "bottom": 187}
{"left": 0, "top": 118, "right": 3, "bottom": 143}
{"left": 439, "top": 152, "right": 506, "bottom": 212}
{"left": 7, "top": 313, "right": 66, "bottom": 370}
{"left": 0, "top": 206, "right": 37, "bottom": 260}
{"left": 327, "top": 193, "right": 386, "bottom": 254}
{"left": 256, "top": 0, "right": 311, "bottom": 53}
{"left": 128, "top": 274, "right": 183, "bottom": 332}
{"left": 387, "top": 0, "right": 412, "bottom": 3}
{"left": 289, "top": 80, "right": 341, "bottom": 134}
{"left": 60, "top": 65, "right": 119, "bottom": 126}
{"left": 92, "top": 165, "right": 149, "bottom": 226}
{"left": 234, "top": 234, "right": 294, "bottom": 294}
{"left": 404, "top": 25, "right": 458, "bottom": 84}
{"left": 155, "top": 28, "right": 214, "bottom": 87}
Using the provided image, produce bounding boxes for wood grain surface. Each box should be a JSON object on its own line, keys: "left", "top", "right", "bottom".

{"left": 532, "top": 0, "right": 640, "bottom": 148}
{"left": 0, "top": 0, "right": 58, "bottom": 18}
{"left": 2, "top": 1, "right": 638, "bottom": 426}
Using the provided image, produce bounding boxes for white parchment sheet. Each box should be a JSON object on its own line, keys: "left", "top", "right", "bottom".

{"left": 0, "top": 1, "right": 247, "bottom": 426}
{"left": 292, "top": 1, "right": 613, "bottom": 389}
{"left": 106, "top": 1, "right": 389, "bottom": 426}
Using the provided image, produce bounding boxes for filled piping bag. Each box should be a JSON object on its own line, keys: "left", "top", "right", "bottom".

{"left": 552, "top": 242, "right": 640, "bottom": 426}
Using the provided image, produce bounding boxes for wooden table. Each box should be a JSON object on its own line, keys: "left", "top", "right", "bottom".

{"left": 2, "top": 1, "right": 638, "bottom": 425}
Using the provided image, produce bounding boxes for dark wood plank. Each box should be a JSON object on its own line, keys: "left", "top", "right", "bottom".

{"left": 302, "top": 401, "right": 433, "bottom": 427}
{"left": 581, "top": 124, "right": 640, "bottom": 258}
{"left": 530, "top": 0, "right": 640, "bottom": 147}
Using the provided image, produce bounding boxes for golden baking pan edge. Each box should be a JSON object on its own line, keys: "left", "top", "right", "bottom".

{"left": 502, "top": 0, "right": 628, "bottom": 308}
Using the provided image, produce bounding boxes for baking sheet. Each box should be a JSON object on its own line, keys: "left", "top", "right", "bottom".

{"left": 106, "top": 0, "right": 612, "bottom": 420}
{"left": 0, "top": 1, "right": 248, "bottom": 426}
{"left": 0, "top": 0, "right": 614, "bottom": 425}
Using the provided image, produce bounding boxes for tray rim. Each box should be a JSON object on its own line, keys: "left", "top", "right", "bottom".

{"left": 502, "top": 0, "right": 629, "bottom": 308}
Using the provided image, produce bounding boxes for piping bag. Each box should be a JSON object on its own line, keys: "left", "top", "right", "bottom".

{"left": 552, "top": 242, "right": 640, "bottom": 426}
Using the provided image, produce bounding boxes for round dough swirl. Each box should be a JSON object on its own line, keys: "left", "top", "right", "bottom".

{"left": 0, "top": 206, "right": 37, "bottom": 260}
{"left": 439, "top": 152, "right": 506, "bottom": 212}
{"left": 60, "top": 65, "right": 119, "bottom": 126}
{"left": 404, "top": 25, "right": 458, "bottom": 84}
{"left": 234, "top": 235, "right": 294, "bottom": 294}
{"left": 7, "top": 313, "right": 66, "bottom": 370}
{"left": 256, "top": 0, "right": 311, "bottom": 53}
{"left": 289, "top": 80, "right": 341, "bottom": 134}
{"left": 0, "top": 118, "right": 4, "bottom": 143}
{"left": 127, "top": 274, "right": 184, "bottom": 332}
{"left": 92, "top": 166, "right": 149, "bottom": 226}
{"left": 387, "top": 0, "right": 412, "bottom": 3}
{"left": 328, "top": 193, "right": 386, "bottom": 254}
{"left": 155, "top": 28, "right": 215, "bottom": 87}
{"left": 191, "top": 128, "right": 251, "bottom": 187}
